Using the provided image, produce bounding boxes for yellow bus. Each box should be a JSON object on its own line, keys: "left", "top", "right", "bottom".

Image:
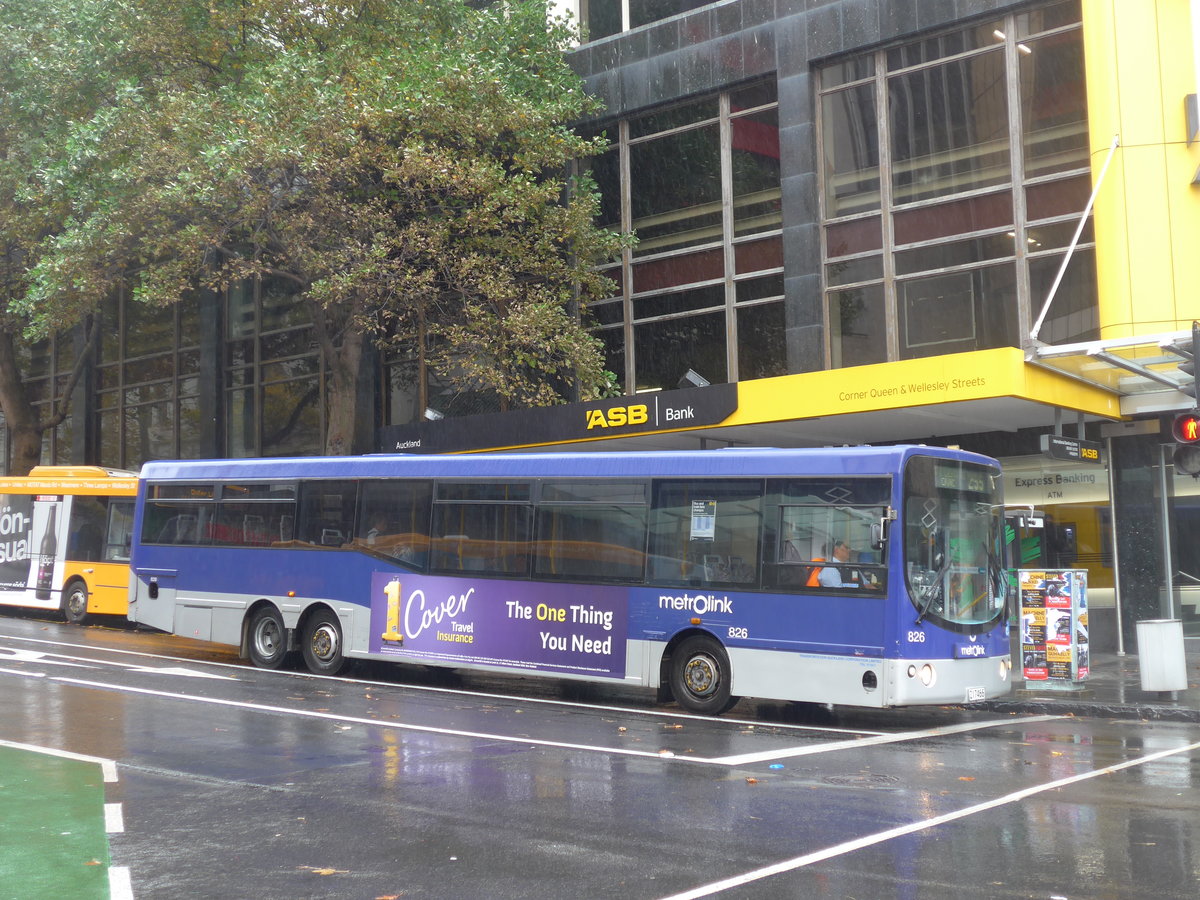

{"left": 0, "top": 466, "right": 137, "bottom": 623}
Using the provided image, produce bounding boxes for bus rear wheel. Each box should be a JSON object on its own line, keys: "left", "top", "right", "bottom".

{"left": 670, "top": 635, "right": 736, "bottom": 715}
{"left": 247, "top": 607, "right": 290, "bottom": 669}
{"left": 61, "top": 580, "right": 89, "bottom": 625}
{"left": 302, "top": 609, "right": 347, "bottom": 676}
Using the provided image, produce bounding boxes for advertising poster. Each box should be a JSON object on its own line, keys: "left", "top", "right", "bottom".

{"left": 0, "top": 494, "right": 35, "bottom": 591}
{"left": 0, "top": 494, "right": 67, "bottom": 607}
{"left": 1020, "top": 569, "right": 1088, "bottom": 683}
{"left": 369, "top": 572, "right": 628, "bottom": 678}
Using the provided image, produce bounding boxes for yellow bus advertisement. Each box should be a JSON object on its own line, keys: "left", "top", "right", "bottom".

{"left": 0, "top": 467, "right": 137, "bottom": 623}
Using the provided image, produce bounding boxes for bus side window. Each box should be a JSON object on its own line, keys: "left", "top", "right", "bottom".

{"left": 356, "top": 480, "right": 432, "bottom": 568}
{"left": 296, "top": 481, "right": 358, "bottom": 548}
{"left": 648, "top": 480, "right": 762, "bottom": 588}
{"left": 430, "top": 482, "right": 531, "bottom": 576}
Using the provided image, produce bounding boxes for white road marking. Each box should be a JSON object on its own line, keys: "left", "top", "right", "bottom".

{"left": 104, "top": 802, "right": 125, "bottom": 834}
{"left": 706, "top": 715, "right": 1063, "bottom": 765}
{"left": 108, "top": 866, "right": 134, "bottom": 900}
{"left": 1, "top": 633, "right": 884, "bottom": 737}
{"left": 0, "top": 738, "right": 119, "bottom": 783}
{"left": 0, "top": 644, "right": 233, "bottom": 679}
{"left": 21, "top": 671, "right": 1056, "bottom": 767}
{"left": 659, "top": 739, "right": 1200, "bottom": 900}
{"left": 0, "top": 647, "right": 96, "bottom": 668}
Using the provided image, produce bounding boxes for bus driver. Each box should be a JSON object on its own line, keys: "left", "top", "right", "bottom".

{"left": 818, "top": 539, "right": 877, "bottom": 589}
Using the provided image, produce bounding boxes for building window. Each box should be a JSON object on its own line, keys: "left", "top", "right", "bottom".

{"left": 818, "top": 0, "right": 1095, "bottom": 368}
{"left": 587, "top": 80, "right": 782, "bottom": 393}
{"left": 581, "top": 0, "right": 716, "bottom": 43}
{"left": 95, "top": 290, "right": 202, "bottom": 469}
{"left": 225, "top": 278, "right": 322, "bottom": 458}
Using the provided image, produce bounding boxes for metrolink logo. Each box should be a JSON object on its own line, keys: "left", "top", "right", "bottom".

{"left": 585, "top": 404, "right": 648, "bottom": 430}
{"left": 658, "top": 593, "right": 733, "bottom": 615}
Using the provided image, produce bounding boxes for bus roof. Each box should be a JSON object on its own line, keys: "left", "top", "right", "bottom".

{"left": 137, "top": 445, "right": 999, "bottom": 483}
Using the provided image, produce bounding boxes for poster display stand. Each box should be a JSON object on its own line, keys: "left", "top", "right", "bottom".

{"left": 1019, "top": 569, "right": 1089, "bottom": 688}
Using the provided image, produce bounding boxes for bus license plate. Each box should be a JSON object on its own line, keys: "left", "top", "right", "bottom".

{"left": 965, "top": 686, "right": 986, "bottom": 702}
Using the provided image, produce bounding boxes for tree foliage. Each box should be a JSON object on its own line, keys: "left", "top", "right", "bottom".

{"left": 0, "top": 0, "right": 623, "bottom": 466}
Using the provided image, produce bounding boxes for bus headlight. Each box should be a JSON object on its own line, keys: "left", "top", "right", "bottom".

{"left": 998, "top": 658, "right": 1011, "bottom": 681}
{"left": 919, "top": 663, "right": 936, "bottom": 687}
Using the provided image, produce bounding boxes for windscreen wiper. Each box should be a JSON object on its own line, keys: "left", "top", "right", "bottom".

{"left": 915, "top": 558, "right": 951, "bottom": 624}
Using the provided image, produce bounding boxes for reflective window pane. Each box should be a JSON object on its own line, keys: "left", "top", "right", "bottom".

{"left": 1020, "top": 30, "right": 1088, "bottom": 178}
{"left": 732, "top": 108, "right": 781, "bottom": 236}
{"left": 822, "top": 84, "right": 880, "bottom": 217}
{"left": 585, "top": 0, "right": 621, "bottom": 41}
{"left": 630, "top": 124, "right": 721, "bottom": 256}
{"left": 633, "top": 312, "right": 727, "bottom": 392}
{"left": 889, "top": 50, "right": 1010, "bottom": 204}
{"left": 886, "top": 20, "right": 1003, "bottom": 71}
{"left": 1030, "top": 248, "right": 1098, "bottom": 344}
{"left": 632, "top": 249, "right": 722, "bottom": 294}
{"left": 826, "top": 255, "right": 883, "bottom": 287}
{"left": 895, "top": 235, "right": 1015, "bottom": 276}
{"left": 633, "top": 283, "right": 724, "bottom": 319}
{"left": 825, "top": 217, "right": 882, "bottom": 258}
{"left": 898, "top": 265, "right": 1018, "bottom": 360}
{"left": 734, "top": 236, "right": 783, "bottom": 275}
{"left": 829, "top": 284, "right": 886, "bottom": 368}
{"left": 737, "top": 302, "right": 787, "bottom": 380}
{"left": 629, "top": 98, "right": 718, "bottom": 139}
{"left": 893, "top": 192, "right": 1012, "bottom": 245}
{"left": 262, "top": 379, "right": 320, "bottom": 457}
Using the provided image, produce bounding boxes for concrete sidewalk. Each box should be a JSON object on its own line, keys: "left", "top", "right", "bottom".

{"left": 975, "top": 642, "right": 1200, "bottom": 722}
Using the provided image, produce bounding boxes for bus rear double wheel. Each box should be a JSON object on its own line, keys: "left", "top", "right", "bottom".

{"left": 670, "top": 635, "right": 738, "bottom": 715}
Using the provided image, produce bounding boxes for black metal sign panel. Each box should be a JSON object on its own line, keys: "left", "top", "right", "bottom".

{"left": 1039, "top": 434, "right": 1103, "bottom": 465}
{"left": 377, "top": 383, "right": 739, "bottom": 454}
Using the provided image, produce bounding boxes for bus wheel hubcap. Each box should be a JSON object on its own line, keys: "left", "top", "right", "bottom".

{"left": 312, "top": 626, "right": 338, "bottom": 661}
{"left": 255, "top": 621, "right": 280, "bottom": 656}
{"left": 683, "top": 656, "right": 717, "bottom": 697}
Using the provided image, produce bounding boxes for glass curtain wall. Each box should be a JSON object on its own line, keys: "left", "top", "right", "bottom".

{"left": 818, "top": 0, "right": 1095, "bottom": 368}
{"left": 96, "top": 291, "right": 203, "bottom": 469}
{"left": 587, "top": 80, "right": 783, "bottom": 393}
{"left": 225, "top": 279, "right": 323, "bottom": 458}
{"left": 16, "top": 332, "right": 73, "bottom": 465}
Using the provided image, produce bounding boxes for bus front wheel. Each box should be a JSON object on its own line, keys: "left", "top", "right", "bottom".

{"left": 670, "top": 635, "right": 737, "bottom": 715}
{"left": 61, "top": 580, "right": 89, "bottom": 625}
{"left": 247, "top": 607, "right": 290, "bottom": 669}
{"left": 302, "top": 609, "right": 347, "bottom": 676}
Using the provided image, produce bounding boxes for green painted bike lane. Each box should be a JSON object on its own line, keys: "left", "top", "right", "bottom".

{"left": 0, "top": 745, "right": 115, "bottom": 900}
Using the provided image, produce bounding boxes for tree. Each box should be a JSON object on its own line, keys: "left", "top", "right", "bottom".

{"left": 0, "top": 0, "right": 624, "bottom": 467}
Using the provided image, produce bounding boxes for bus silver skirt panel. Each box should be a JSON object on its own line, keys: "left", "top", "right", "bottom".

{"left": 724, "top": 646, "right": 1012, "bottom": 708}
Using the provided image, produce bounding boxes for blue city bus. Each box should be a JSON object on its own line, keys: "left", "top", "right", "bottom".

{"left": 127, "top": 445, "right": 1012, "bottom": 713}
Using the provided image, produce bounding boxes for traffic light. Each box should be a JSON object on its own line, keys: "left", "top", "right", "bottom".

{"left": 1173, "top": 411, "right": 1200, "bottom": 443}
{"left": 1173, "top": 410, "right": 1200, "bottom": 475}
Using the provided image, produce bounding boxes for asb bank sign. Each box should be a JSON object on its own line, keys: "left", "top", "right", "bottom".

{"left": 581, "top": 388, "right": 736, "bottom": 435}
{"left": 379, "top": 383, "right": 738, "bottom": 453}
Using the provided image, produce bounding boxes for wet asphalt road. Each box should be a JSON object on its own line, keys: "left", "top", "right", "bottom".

{"left": 1, "top": 614, "right": 1198, "bottom": 899}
